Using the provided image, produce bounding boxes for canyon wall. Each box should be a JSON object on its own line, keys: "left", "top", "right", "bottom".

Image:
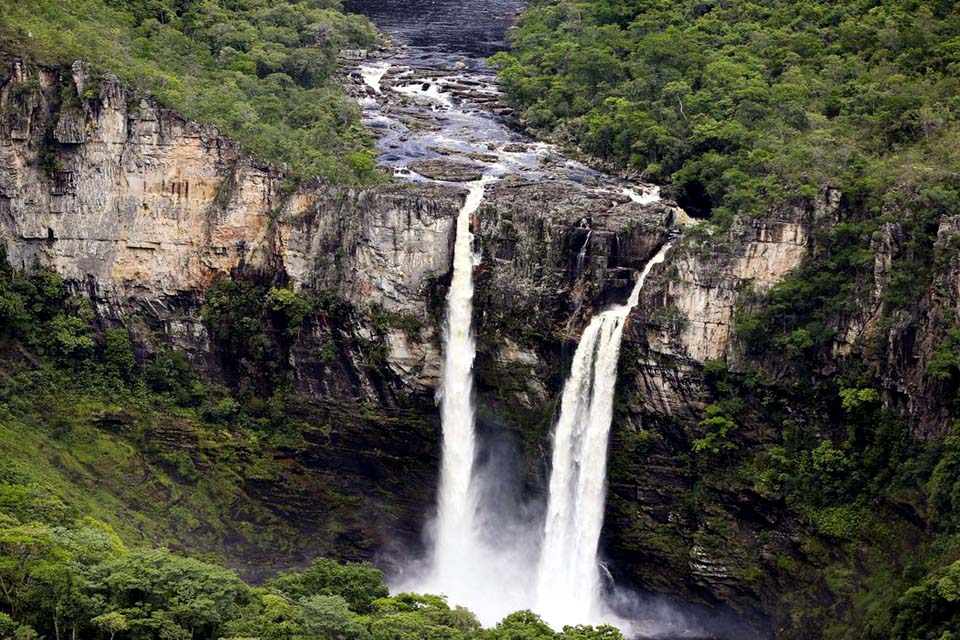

{"left": 4, "top": 55, "right": 958, "bottom": 636}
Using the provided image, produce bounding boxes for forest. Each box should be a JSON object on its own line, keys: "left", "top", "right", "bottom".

{"left": 492, "top": 0, "right": 960, "bottom": 223}
{"left": 0, "top": 0, "right": 379, "bottom": 181}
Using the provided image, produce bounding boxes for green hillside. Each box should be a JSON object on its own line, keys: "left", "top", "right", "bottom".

{"left": 0, "top": 0, "right": 379, "bottom": 182}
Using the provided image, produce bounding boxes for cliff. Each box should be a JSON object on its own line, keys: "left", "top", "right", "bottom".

{"left": 4, "top": 51, "right": 958, "bottom": 637}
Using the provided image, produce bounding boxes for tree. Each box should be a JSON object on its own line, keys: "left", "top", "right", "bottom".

{"left": 558, "top": 626, "right": 623, "bottom": 640}
{"left": 487, "top": 611, "right": 556, "bottom": 640}
{"left": 96, "top": 549, "right": 250, "bottom": 640}
{"left": 269, "top": 558, "right": 388, "bottom": 614}
{"left": 91, "top": 612, "right": 129, "bottom": 640}
{"left": 0, "top": 524, "right": 57, "bottom": 620}
{"left": 299, "top": 595, "right": 369, "bottom": 640}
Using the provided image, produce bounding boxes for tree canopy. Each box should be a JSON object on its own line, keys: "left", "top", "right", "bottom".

{"left": 0, "top": 0, "right": 379, "bottom": 182}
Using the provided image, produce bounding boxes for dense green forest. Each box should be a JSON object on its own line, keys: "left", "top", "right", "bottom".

{"left": 492, "top": 0, "right": 960, "bottom": 221}
{"left": 0, "top": 0, "right": 379, "bottom": 182}
{"left": 0, "top": 518, "right": 623, "bottom": 640}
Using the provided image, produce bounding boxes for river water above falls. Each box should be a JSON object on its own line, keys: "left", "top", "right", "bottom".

{"left": 340, "top": 2, "right": 746, "bottom": 638}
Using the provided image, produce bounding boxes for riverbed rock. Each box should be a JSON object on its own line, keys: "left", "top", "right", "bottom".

{"left": 408, "top": 158, "right": 484, "bottom": 182}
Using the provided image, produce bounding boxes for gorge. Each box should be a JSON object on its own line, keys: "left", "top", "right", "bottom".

{"left": 1, "top": 0, "right": 960, "bottom": 639}
{"left": 339, "top": 2, "right": 707, "bottom": 631}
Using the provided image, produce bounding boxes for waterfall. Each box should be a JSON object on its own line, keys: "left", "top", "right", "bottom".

{"left": 433, "top": 179, "right": 488, "bottom": 576}
{"left": 414, "top": 176, "right": 540, "bottom": 626}
{"left": 534, "top": 241, "right": 674, "bottom": 629}
{"left": 575, "top": 229, "right": 592, "bottom": 277}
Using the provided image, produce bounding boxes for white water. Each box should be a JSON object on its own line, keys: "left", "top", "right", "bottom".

{"left": 535, "top": 241, "right": 674, "bottom": 630}
{"left": 623, "top": 185, "right": 661, "bottom": 205}
{"left": 404, "top": 176, "right": 540, "bottom": 626}
{"left": 394, "top": 81, "right": 454, "bottom": 108}
{"left": 360, "top": 63, "right": 391, "bottom": 93}
{"left": 576, "top": 229, "right": 592, "bottom": 276}
{"left": 433, "top": 178, "right": 489, "bottom": 572}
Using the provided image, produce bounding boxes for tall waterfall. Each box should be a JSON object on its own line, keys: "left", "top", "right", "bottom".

{"left": 433, "top": 179, "right": 488, "bottom": 573}
{"left": 535, "top": 241, "right": 674, "bottom": 629}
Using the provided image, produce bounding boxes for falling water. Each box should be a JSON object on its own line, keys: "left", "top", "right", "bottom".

{"left": 535, "top": 241, "right": 674, "bottom": 629}
{"left": 360, "top": 62, "right": 391, "bottom": 93}
{"left": 575, "top": 229, "right": 592, "bottom": 277}
{"left": 433, "top": 178, "right": 489, "bottom": 575}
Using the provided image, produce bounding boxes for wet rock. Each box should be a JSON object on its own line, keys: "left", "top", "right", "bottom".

{"left": 408, "top": 158, "right": 484, "bottom": 182}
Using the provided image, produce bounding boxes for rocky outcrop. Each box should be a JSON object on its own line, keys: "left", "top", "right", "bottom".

{"left": 643, "top": 191, "right": 837, "bottom": 366}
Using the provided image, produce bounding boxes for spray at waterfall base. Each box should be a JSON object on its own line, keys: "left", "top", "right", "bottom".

{"left": 395, "top": 183, "right": 687, "bottom": 633}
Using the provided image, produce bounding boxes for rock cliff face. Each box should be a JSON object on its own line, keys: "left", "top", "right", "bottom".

{"left": 5, "top": 53, "right": 957, "bottom": 636}
{"left": 0, "top": 56, "right": 676, "bottom": 577}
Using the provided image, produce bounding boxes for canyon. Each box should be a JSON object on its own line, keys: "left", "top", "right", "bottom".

{"left": 2, "top": 1, "right": 959, "bottom": 637}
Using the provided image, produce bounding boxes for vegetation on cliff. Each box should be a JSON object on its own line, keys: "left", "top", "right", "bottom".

{"left": 0, "top": 0, "right": 379, "bottom": 182}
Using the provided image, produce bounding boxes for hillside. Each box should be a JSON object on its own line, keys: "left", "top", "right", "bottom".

{"left": 0, "top": 0, "right": 379, "bottom": 181}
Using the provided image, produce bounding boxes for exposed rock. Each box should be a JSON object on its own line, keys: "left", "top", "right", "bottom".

{"left": 408, "top": 158, "right": 484, "bottom": 182}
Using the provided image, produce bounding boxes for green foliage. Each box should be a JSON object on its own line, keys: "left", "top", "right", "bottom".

{"left": 91, "top": 611, "right": 129, "bottom": 639}
{"left": 0, "top": 517, "right": 609, "bottom": 640}
{"left": 927, "top": 324, "right": 960, "bottom": 382}
{"left": 892, "top": 560, "right": 960, "bottom": 640}
{"left": 556, "top": 625, "right": 622, "bottom": 640}
{"left": 488, "top": 611, "right": 555, "bottom": 640}
{"left": 267, "top": 287, "right": 315, "bottom": 338}
{"left": 839, "top": 387, "right": 880, "bottom": 414}
{"left": 927, "top": 425, "right": 960, "bottom": 531}
{"left": 103, "top": 329, "right": 136, "bottom": 382}
{"left": 98, "top": 548, "right": 251, "bottom": 639}
{"left": 368, "top": 593, "right": 481, "bottom": 640}
{"left": 494, "top": 0, "right": 960, "bottom": 224}
{"left": 143, "top": 350, "right": 205, "bottom": 406}
{"left": 300, "top": 594, "right": 370, "bottom": 640}
{"left": 270, "top": 557, "right": 388, "bottom": 615}
{"left": 691, "top": 404, "right": 740, "bottom": 461}
{"left": 0, "top": 0, "right": 379, "bottom": 183}
{"left": 204, "top": 276, "right": 294, "bottom": 396}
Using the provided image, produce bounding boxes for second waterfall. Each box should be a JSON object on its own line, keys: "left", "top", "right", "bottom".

{"left": 535, "top": 241, "right": 675, "bottom": 629}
